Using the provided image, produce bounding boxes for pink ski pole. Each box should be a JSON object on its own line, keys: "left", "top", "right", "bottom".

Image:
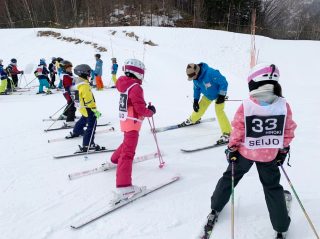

{"left": 147, "top": 115, "right": 165, "bottom": 168}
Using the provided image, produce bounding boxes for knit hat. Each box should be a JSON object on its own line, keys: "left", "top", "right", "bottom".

{"left": 186, "top": 63, "right": 200, "bottom": 81}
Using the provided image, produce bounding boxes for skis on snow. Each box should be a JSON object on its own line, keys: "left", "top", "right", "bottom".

{"left": 53, "top": 147, "right": 115, "bottom": 159}
{"left": 181, "top": 142, "right": 228, "bottom": 153}
{"left": 44, "top": 122, "right": 111, "bottom": 132}
{"left": 68, "top": 152, "right": 162, "bottom": 180}
{"left": 154, "top": 117, "right": 216, "bottom": 133}
{"left": 70, "top": 176, "right": 180, "bottom": 229}
{"left": 198, "top": 190, "right": 293, "bottom": 239}
{"left": 48, "top": 127, "right": 115, "bottom": 143}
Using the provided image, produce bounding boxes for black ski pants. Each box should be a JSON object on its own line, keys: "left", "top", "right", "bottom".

{"left": 65, "top": 101, "right": 76, "bottom": 122}
{"left": 210, "top": 154, "right": 290, "bottom": 233}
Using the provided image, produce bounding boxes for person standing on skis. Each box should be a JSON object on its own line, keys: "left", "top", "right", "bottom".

{"left": 203, "top": 63, "right": 297, "bottom": 239}
{"left": 94, "top": 54, "right": 104, "bottom": 90}
{"left": 6, "top": 58, "right": 24, "bottom": 91}
{"left": 70, "top": 64, "right": 102, "bottom": 152}
{"left": 111, "top": 57, "right": 118, "bottom": 85}
{"left": 59, "top": 60, "right": 76, "bottom": 126}
{"left": 0, "top": 59, "right": 9, "bottom": 95}
{"left": 34, "top": 58, "right": 51, "bottom": 94}
{"left": 183, "top": 63, "right": 232, "bottom": 144}
{"left": 48, "top": 57, "right": 57, "bottom": 89}
{"left": 110, "top": 58, "right": 156, "bottom": 202}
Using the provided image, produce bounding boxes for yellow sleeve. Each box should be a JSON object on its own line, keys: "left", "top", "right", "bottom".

{"left": 81, "top": 84, "right": 97, "bottom": 109}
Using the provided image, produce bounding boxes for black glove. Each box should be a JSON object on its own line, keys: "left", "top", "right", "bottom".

{"left": 276, "top": 146, "right": 290, "bottom": 166}
{"left": 148, "top": 105, "right": 156, "bottom": 114}
{"left": 216, "top": 94, "right": 226, "bottom": 104}
{"left": 193, "top": 99, "right": 199, "bottom": 112}
{"left": 225, "top": 147, "right": 239, "bottom": 163}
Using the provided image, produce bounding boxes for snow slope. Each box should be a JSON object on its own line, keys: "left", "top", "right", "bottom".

{"left": 1, "top": 26, "right": 320, "bottom": 239}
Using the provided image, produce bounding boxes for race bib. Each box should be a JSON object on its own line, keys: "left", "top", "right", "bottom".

{"left": 243, "top": 98, "right": 287, "bottom": 149}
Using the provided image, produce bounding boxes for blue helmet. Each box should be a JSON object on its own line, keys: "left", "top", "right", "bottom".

{"left": 40, "top": 58, "right": 46, "bottom": 65}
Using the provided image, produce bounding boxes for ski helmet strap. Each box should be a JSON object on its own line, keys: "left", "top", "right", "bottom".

{"left": 269, "top": 64, "right": 276, "bottom": 80}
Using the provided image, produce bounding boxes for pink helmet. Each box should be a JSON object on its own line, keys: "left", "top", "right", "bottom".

{"left": 123, "top": 59, "right": 145, "bottom": 80}
{"left": 247, "top": 63, "right": 280, "bottom": 83}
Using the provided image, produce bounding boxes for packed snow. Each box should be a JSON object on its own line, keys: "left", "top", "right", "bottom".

{"left": 0, "top": 26, "right": 320, "bottom": 239}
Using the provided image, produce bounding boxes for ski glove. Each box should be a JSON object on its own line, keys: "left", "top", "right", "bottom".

{"left": 216, "top": 94, "right": 226, "bottom": 104}
{"left": 92, "top": 109, "right": 102, "bottom": 119}
{"left": 276, "top": 146, "right": 290, "bottom": 166}
{"left": 193, "top": 99, "right": 200, "bottom": 112}
{"left": 225, "top": 146, "right": 239, "bottom": 163}
{"left": 148, "top": 104, "right": 156, "bottom": 114}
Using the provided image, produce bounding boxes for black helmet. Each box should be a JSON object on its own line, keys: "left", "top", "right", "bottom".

{"left": 95, "top": 54, "right": 101, "bottom": 59}
{"left": 11, "top": 58, "right": 17, "bottom": 63}
{"left": 74, "top": 64, "right": 92, "bottom": 78}
{"left": 60, "top": 60, "right": 73, "bottom": 70}
{"left": 56, "top": 57, "right": 63, "bottom": 62}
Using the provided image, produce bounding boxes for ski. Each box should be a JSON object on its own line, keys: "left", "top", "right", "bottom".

{"left": 154, "top": 117, "right": 216, "bottom": 133}
{"left": 68, "top": 152, "right": 162, "bottom": 180}
{"left": 53, "top": 148, "right": 115, "bottom": 159}
{"left": 48, "top": 127, "right": 115, "bottom": 143}
{"left": 181, "top": 142, "right": 228, "bottom": 153}
{"left": 44, "top": 122, "right": 111, "bottom": 132}
{"left": 42, "top": 116, "right": 80, "bottom": 122}
{"left": 70, "top": 176, "right": 180, "bottom": 229}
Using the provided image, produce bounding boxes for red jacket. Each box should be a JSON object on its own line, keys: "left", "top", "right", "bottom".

{"left": 62, "top": 73, "right": 73, "bottom": 102}
{"left": 116, "top": 76, "right": 153, "bottom": 132}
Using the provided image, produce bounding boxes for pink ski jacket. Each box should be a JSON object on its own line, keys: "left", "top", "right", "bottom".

{"left": 228, "top": 97, "right": 297, "bottom": 162}
{"left": 116, "top": 76, "right": 154, "bottom": 132}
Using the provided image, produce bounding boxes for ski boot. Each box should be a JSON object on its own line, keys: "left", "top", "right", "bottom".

{"left": 78, "top": 144, "right": 105, "bottom": 152}
{"left": 63, "top": 121, "right": 76, "bottom": 127}
{"left": 216, "top": 133, "right": 230, "bottom": 145}
{"left": 65, "top": 132, "right": 79, "bottom": 139}
{"left": 202, "top": 210, "right": 219, "bottom": 239}
{"left": 178, "top": 118, "right": 201, "bottom": 128}
{"left": 275, "top": 232, "right": 287, "bottom": 239}
{"left": 36, "top": 91, "right": 46, "bottom": 94}
{"left": 111, "top": 185, "right": 147, "bottom": 205}
{"left": 57, "top": 114, "right": 67, "bottom": 120}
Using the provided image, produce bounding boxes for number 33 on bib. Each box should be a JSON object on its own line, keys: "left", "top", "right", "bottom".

{"left": 243, "top": 98, "right": 287, "bottom": 149}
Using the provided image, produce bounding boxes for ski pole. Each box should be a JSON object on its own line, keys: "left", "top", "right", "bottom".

{"left": 280, "top": 165, "right": 320, "bottom": 239}
{"left": 24, "top": 77, "right": 37, "bottom": 88}
{"left": 84, "top": 119, "right": 98, "bottom": 160}
{"left": 147, "top": 114, "right": 165, "bottom": 168}
{"left": 44, "top": 102, "right": 73, "bottom": 132}
{"left": 48, "top": 103, "right": 68, "bottom": 119}
{"left": 231, "top": 158, "right": 236, "bottom": 239}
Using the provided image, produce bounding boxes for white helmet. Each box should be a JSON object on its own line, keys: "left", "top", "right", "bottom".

{"left": 247, "top": 63, "right": 280, "bottom": 83}
{"left": 123, "top": 59, "right": 145, "bottom": 80}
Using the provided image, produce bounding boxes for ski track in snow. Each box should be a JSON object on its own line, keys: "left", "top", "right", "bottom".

{"left": 1, "top": 27, "right": 320, "bottom": 239}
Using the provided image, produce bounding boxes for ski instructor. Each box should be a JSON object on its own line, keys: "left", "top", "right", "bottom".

{"left": 183, "top": 62, "right": 232, "bottom": 144}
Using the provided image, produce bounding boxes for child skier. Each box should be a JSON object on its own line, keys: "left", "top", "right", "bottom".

{"left": 203, "top": 63, "right": 297, "bottom": 239}
{"left": 59, "top": 60, "right": 76, "bottom": 126}
{"left": 6, "top": 58, "right": 24, "bottom": 91}
{"left": 34, "top": 58, "right": 51, "bottom": 94}
{"left": 71, "top": 64, "right": 102, "bottom": 151}
{"left": 110, "top": 59, "right": 156, "bottom": 202}
{"left": 48, "top": 57, "right": 57, "bottom": 89}
{"left": 111, "top": 57, "right": 118, "bottom": 85}
{"left": 94, "top": 53, "right": 104, "bottom": 90}
{"left": 0, "top": 59, "right": 9, "bottom": 95}
{"left": 55, "top": 57, "right": 64, "bottom": 90}
{"left": 184, "top": 63, "right": 232, "bottom": 144}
